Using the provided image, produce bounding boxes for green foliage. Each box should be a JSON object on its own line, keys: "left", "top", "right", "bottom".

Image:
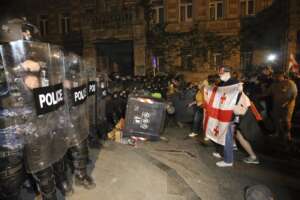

{"left": 187, "top": 23, "right": 239, "bottom": 61}
{"left": 140, "top": 1, "right": 240, "bottom": 69}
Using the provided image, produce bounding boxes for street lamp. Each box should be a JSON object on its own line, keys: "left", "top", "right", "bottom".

{"left": 267, "top": 54, "right": 277, "bottom": 62}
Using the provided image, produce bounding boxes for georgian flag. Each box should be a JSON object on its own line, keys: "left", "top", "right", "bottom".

{"left": 203, "top": 83, "right": 250, "bottom": 145}
{"left": 288, "top": 54, "right": 299, "bottom": 73}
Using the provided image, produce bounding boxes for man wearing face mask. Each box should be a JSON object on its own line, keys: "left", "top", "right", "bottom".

{"left": 204, "top": 66, "right": 252, "bottom": 167}
{"left": 218, "top": 66, "right": 239, "bottom": 86}
{"left": 212, "top": 66, "right": 238, "bottom": 166}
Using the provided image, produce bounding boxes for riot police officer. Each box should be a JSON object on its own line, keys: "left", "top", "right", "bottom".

{"left": 63, "top": 53, "right": 96, "bottom": 190}
{"left": 1, "top": 18, "right": 69, "bottom": 200}
{"left": 0, "top": 45, "right": 25, "bottom": 200}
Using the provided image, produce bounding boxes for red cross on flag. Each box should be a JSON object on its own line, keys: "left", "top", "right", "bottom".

{"left": 213, "top": 126, "right": 220, "bottom": 136}
{"left": 203, "top": 83, "right": 250, "bottom": 145}
{"left": 220, "top": 93, "right": 227, "bottom": 104}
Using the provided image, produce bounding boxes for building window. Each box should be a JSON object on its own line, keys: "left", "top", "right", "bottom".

{"left": 209, "top": 0, "right": 224, "bottom": 20}
{"left": 182, "top": 54, "right": 193, "bottom": 70}
{"left": 153, "top": 6, "right": 164, "bottom": 24}
{"left": 155, "top": 56, "right": 165, "bottom": 71}
{"left": 152, "top": 56, "right": 165, "bottom": 71}
{"left": 85, "top": 8, "right": 95, "bottom": 15}
{"left": 180, "top": 0, "right": 193, "bottom": 22}
{"left": 241, "top": 52, "right": 252, "bottom": 70}
{"left": 39, "top": 15, "right": 48, "bottom": 36}
{"left": 240, "top": 0, "right": 255, "bottom": 17}
{"left": 212, "top": 53, "right": 223, "bottom": 67}
{"left": 59, "top": 14, "right": 71, "bottom": 35}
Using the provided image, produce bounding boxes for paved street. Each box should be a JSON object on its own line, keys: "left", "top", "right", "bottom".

{"left": 63, "top": 125, "right": 300, "bottom": 200}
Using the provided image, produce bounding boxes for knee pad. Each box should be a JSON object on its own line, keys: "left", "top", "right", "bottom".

{"left": 0, "top": 170, "right": 24, "bottom": 200}
{"left": 69, "top": 140, "right": 89, "bottom": 171}
{"left": 33, "top": 167, "right": 56, "bottom": 194}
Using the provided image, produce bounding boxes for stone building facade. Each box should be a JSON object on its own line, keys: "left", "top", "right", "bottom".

{"left": 2, "top": 0, "right": 285, "bottom": 77}
{"left": 240, "top": 0, "right": 300, "bottom": 73}
{"left": 287, "top": 0, "right": 300, "bottom": 68}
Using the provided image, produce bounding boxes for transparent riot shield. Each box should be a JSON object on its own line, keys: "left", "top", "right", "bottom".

{"left": 0, "top": 40, "right": 68, "bottom": 173}
{"left": 63, "top": 53, "right": 89, "bottom": 147}
{"left": 85, "top": 63, "right": 97, "bottom": 137}
{"left": 1, "top": 47, "right": 25, "bottom": 180}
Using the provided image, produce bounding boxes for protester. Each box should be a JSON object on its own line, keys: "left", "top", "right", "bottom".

{"left": 203, "top": 65, "right": 257, "bottom": 167}
{"left": 189, "top": 74, "right": 219, "bottom": 138}
{"left": 263, "top": 71, "right": 298, "bottom": 145}
{"left": 236, "top": 130, "right": 260, "bottom": 164}
{"left": 258, "top": 66, "right": 274, "bottom": 119}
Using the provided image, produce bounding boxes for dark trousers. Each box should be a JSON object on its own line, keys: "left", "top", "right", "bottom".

{"left": 272, "top": 108, "right": 289, "bottom": 143}
{"left": 191, "top": 107, "right": 203, "bottom": 134}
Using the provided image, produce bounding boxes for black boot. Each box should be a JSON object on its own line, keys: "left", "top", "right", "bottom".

{"left": 56, "top": 180, "right": 73, "bottom": 197}
{"left": 74, "top": 169, "right": 96, "bottom": 190}
{"left": 0, "top": 148, "right": 25, "bottom": 200}
{"left": 33, "top": 167, "right": 57, "bottom": 200}
{"left": 53, "top": 159, "right": 73, "bottom": 196}
{"left": 69, "top": 140, "right": 96, "bottom": 190}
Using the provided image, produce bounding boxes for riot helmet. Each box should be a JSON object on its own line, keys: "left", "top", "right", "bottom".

{"left": 0, "top": 17, "right": 40, "bottom": 43}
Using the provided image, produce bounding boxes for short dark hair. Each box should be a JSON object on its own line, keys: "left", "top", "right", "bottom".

{"left": 218, "top": 65, "right": 232, "bottom": 73}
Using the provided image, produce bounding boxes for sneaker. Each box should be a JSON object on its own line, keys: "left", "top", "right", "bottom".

{"left": 212, "top": 152, "right": 222, "bottom": 159}
{"left": 177, "top": 122, "right": 184, "bottom": 128}
{"left": 216, "top": 161, "right": 233, "bottom": 167}
{"left": 233, "top": 145, "right": 238, "bottom": 151}
{"left": 243, "top": 157, "right": 260, "bottom": 164}
{"left": 188, "top": 132, "right": 198, "bottom": 138}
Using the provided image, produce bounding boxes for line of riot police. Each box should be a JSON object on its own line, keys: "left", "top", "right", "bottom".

{"left": 0, "top": 18, "right": 96, "bottom": 200}
{"left": 95, "top": 72, "right": 172, "bottom": 139}
{"left": 0, "top": 17, "right": 180, "bottom": 200}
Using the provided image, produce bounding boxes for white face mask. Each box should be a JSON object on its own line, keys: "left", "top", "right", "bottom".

{"left": 219, "top": 72, "right": 231, "bottom": 82}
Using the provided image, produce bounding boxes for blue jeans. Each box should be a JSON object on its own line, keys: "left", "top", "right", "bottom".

{"left": 224, "top": 123, "right": 235, "bottom": 163}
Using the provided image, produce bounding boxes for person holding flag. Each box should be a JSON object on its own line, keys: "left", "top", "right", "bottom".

{"left": 203, "top": 66, "right": 254, "bottom": 167}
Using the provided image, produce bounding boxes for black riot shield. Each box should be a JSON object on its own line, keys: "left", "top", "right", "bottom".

{"left": 0, "top": 40, "right": 68, "bottom": 173}
{"left": 86, "top": 64, "right": 97, "bottom": 137}
{"left": 63, "top": 53, "right": 89, "bottom": 147}
{"left": 123, "top": 96, "right": 166, "bottom": 140}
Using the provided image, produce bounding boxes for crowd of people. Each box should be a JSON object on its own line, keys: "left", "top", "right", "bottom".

{"left": 99, "top": 62, "right": 299, "bottom": 153}
{"left": 98, "top": 64, "right": 299, "bottom": 169}
{"left": 180, "top": 66, "right": 299, "bottom": 167}
{"left": 1, "top": 17, "right": 299, "bottom": 200}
